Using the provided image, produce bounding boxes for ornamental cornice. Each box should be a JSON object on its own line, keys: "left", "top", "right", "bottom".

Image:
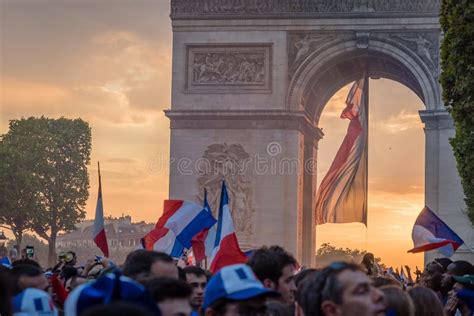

{"left": 171, "top": 0, "right": 440, "bottom": 20}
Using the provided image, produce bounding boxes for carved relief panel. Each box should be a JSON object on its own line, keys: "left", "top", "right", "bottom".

{"left": 196, "top": 143, "right": 255, "bottom": 249}
{"left": 185, "top": 44, "right": 272, "bottom": 93}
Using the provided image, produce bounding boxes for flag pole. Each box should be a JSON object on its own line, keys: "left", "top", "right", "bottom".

{"left": 365, "top": 68, "right": 369, "bottom": 250}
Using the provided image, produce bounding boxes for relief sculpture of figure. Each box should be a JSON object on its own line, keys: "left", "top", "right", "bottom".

{"left": 397, "top": 34, "right": 434, "bottom": 66}
{"left": 197, "top": 143, "right": 255, "bottom": 246}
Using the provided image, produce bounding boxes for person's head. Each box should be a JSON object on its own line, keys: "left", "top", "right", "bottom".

{"left": 123, "top": 250, "right": 178, "bottom": 279}
{"left": 294, "top": 269, "right": 318, "bottom": 288}
{"left": 264, "top": 300, "right": 292, "bottom": 316}
{"left": 144, "top": 277, "right": 192, "bottom": 316}
{"left": 420, "top": 261, "right": 444, "bottom": 291}
{"left": 183, "top": 266, "right": 208, "bottom": 310}
{"left": 361, "top": 253, "right": 375, "bottom": 275}
{"left": 203, "top": 264, "right": 278, "bottom": 316}
{"left": 407, "top": 286, "right": 444, "bottom": 316}
{"left": 247, "top": 246, "right": 297, "bottom": 304}
{"left": 10, "top": 264, "right": 48, "bottom": 295}
{"left": 296, "top": 262, "right": 385, "bottom": 316}
{"left": 380, "top": 285, "right": 414, "bottom": 316}
{"left": 81, "top": 301, "right": 153, "bottom": 316}
{"left": 441, "top": 260, "right": 474, "bottom": 293}
{"left": 11, "top": 258, "right": 41, "bottom": 268}
{"left": 433, "top": 258, "right": 452, "bottom": 271}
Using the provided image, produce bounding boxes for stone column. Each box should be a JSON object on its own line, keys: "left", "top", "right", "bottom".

{"left": 420, "top": 109, "right": 474, "bottom": 263}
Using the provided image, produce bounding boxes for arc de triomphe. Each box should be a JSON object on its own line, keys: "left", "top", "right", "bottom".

{"left": 166, "top": 0, "right": 473, "bottom": 266}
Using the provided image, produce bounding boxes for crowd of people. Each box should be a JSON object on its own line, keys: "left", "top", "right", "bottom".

{"left": 1, "top": 245, "right": 474, "bottom": 316}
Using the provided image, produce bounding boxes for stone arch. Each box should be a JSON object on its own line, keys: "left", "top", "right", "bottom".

{"left": 288, "top": 36, "right": 440, "bottom": 121}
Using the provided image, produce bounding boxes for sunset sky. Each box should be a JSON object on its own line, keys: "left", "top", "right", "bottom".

{"left": 1, "top": 0, "right": 424, "bottom": 268}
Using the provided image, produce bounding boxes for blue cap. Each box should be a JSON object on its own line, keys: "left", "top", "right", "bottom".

{"left": 13, "top": 288, "right": 58, "bottom": 316}
{"left": 64, "top": 270, "right": 160, "bottom": 316}
{"left": 203, "top": 264, "right": 277, "bottom": 309}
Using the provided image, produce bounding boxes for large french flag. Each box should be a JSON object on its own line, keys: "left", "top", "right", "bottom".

{"left": 408, "top": 206, "right": 464, "bottom": 257}
{"left": 191, "top": 189, "right": 217, "bottom": 262}
{"left": 209, "top": 181, "right": 247, "bottom": 273}
{"left": 314, "top": 76, "right": 368, "bottom": 225}
{"left": 142, "top": 200, "right": 216, "bottom": 258}
{"left": 93, "top": 162, "right": 109, "bottom": 257}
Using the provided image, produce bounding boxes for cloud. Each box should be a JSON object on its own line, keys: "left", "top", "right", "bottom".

{"left": 377, "top": 109, "right": 423, "bottom": 134}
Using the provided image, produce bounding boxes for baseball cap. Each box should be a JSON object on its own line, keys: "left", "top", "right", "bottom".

{"left": 203, "top": 264, "right": 278, "bottom": 310}
{"left": 13, "top": 288, "right": 58, "bottom": 316}
{"left": 64, "top": 270, "right": 160, "bottom": 316}
{"left": 453, "top": 274, "right": 474, "bottom": 286}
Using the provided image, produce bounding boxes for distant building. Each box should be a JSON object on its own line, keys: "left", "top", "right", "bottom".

{"left": 56, "top": 215, "right": 154, "bottom": 263}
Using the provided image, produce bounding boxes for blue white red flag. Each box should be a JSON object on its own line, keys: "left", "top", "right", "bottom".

{"left": 191, "top": 189, "right": 217, "bottom": 262}
{"left": 209, "top": 181, "right": 247, "bottom": 273}
{"left": 408, "top": 206, "right": 464, "bottom": 257}
{"left": 141, "top": 200, "right": 216, "bottom": 258}
{"left": 315, "top": 77, "right": 368, "bottom": 225}
{"left": 93, "top": 162, "right": 109, "bottom": 257}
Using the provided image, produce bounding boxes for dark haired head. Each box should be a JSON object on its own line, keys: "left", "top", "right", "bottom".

{"left": 11, "top": 258, "right": 41, "bottom": 268}
{"left": 144, "top": 277, "right": 192, "bottom": 303}
{"left": 434, "top": 258, "right": 452, "bottom": 271}
{"left": 294, "top": 268, "right": 318, "bottom": 287}
{"left": 10, "top": 264, "right": 46, "bottom": 295}
{"left": 183, "top": 266, "right": 207, "bottom": 279}
{"left": 247, "top": 245, "right": 296, "bottom": 284}
{"left": 296, "top": 262, "right": 362, "bottom": 316}
{"left": 448, "top": 260, "right": 474, "bottom": 276}
{"left": 122, "top": 250, "right": 174, "bottom": 278}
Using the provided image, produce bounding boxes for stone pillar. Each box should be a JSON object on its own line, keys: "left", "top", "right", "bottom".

{"left": 166, "top": 110, "right": 322, "bottom": 265}
{"left": 420, "top": 110, "right": 474, "bottom": 263}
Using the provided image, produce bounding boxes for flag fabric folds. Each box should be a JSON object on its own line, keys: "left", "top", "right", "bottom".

{"left": 191, "top": 189, "right": 217, "bottom": 262}
{"left": 314, "top": 77, "right": 368, "bottom": 225}
{"left": 209, "top": 181, "right": 247, "bottom": 273}
{"left": 93, "top": 162, "right": 109, "bottom": 257}
{"left": 408, "top": 206, "right": 464, "bottom": 257}
{"left": 141, "top": 200, "right": 216, "bottom": 259}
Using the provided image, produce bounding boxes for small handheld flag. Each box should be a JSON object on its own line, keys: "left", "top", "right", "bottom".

{"left": 92, "top": 162, "right": 109, "bottom": 257}
{"left": 142, "top": 199, "right": 216, "bottom": 259}
{"left": 209, "top": 181, "right": 247, "bottom": 273}
{"left": 408, "top": 206, "right": 464, "bottom": 257}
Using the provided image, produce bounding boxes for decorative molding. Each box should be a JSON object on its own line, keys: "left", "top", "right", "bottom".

{"left": 185, "top": 44, "right": 272, "bottom": 94}
{"left": 288, "top": 33, "right": 339, "bottom": 79}
{"left": 165, "top": 110, "right": 324, "bottom": 140}
{"left": 171, "top": 0, "right": 440, "bottom": 19}
{"left": 197, "top": 143, "right": 254, "bottom": 248}
{"left": 388, "top": 32, "right": 440, "bottom": 77}
{"left": 419, "top": 110, "right": 454, "bottom": 130}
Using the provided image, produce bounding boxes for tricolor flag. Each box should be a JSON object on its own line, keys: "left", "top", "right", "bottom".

{"left": 142, "top": 200, "right": 216, "bottom": 258}
{"left": 92, "top": 162, "right": 109, "bottom": 257}
{"left": 209, "top": 181, "right": 247, "bottom": 273}
{"left": 191, "top": 189, "right": 217, "bottom": 262}
{"left": 315, "top": 76, "right": 368, "bottom": 225}
{"left": 408, "top": 206, "right": 464, "bottom": 257}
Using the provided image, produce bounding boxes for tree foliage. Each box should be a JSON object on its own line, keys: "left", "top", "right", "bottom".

{"left": 316, "top": 243, "right": 383, "bottom": 268}
{"left": 440, "top": 0, "right": 474, "bottom": 223}
{"left": 0, "top": 117, "right": 91, "bottom": 266}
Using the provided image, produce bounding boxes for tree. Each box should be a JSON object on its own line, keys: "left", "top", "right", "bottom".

{"left": 0, "top": 129, "right": 42, "bottom": 248}
{"left": 440, "top": 1, "right": 474, "bottom": 223}
{"left": 1, "top": 117, "right": 92, "bottom": 266}
{"left": 315, "top": 243, "right": 383, "bottom": 268}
